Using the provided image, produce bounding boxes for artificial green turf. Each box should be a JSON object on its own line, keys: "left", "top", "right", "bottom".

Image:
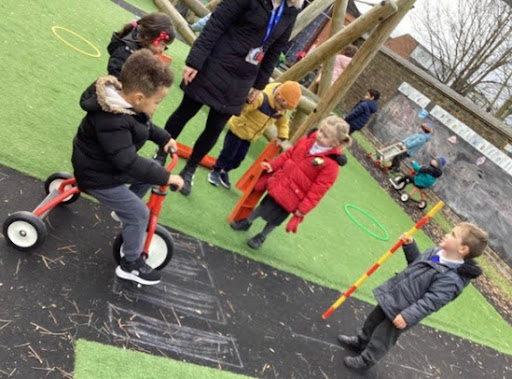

{"left": 74, "top": 339, "right": 253, "bottom": 379}
{"left": 1, "top": 0, "right": 511, "bottom": 356}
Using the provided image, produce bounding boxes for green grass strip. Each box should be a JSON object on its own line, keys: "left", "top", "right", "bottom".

{"left": 74, "top": 339, "right": 253, "bottom": 379}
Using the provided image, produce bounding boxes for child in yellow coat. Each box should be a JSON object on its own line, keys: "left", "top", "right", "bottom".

{"left": 208, "top": 81, "right": 301, "bottom": 189}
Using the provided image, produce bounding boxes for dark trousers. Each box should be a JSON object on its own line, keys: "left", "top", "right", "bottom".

{"left": 395, "top": 175, "right": 414, "bottom": 186}
{"left": 357, "top": 305, "right": 402, "bottom": 366}
{"left": 164, "top": 94, "right": 232, "bottom": 169}
{"left": 213, "top": 130, "right": 251, "bottom": 172}
{"left": 87, "top": 185, "right": 149, "bottom": 263}
{"left": 391, "top": 152, "right": 408, "bottom": 169}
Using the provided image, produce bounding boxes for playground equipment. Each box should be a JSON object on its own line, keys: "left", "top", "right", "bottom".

{"left": 365, "top": 142, "right": 406, "bottom": 172}
{"left": 3, "top": 152, "right": 180, "bottom": 270}
{"left": 389, "top": 170, "right": 428, "bottom": 209}
{"left": 322, "top": 201, "right": 444, "bottom": 320}
{"left": 228, "top": 139, "right": 281, "bottom": 222}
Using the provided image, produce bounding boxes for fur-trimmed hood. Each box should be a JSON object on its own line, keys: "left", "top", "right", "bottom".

{"left": 80, "top": 76, "right": 135, "bottom": 116}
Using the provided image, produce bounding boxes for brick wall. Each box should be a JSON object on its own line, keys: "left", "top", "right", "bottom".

{"left": 337, "top": 47, "right": 512, "bottom": 150}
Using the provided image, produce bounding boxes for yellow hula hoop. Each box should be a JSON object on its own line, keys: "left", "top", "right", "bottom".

{"left": 51, "top": 26, "right": 101, "bottom": 58}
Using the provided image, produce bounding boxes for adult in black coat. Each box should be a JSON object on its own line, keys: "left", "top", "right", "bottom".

{"left": 162, "top": 0, "right": 303, "bottom": 196}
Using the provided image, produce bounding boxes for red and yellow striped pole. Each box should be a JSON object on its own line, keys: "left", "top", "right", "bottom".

{"left": 322, "top": 201, "right": 444, "bottom": 320}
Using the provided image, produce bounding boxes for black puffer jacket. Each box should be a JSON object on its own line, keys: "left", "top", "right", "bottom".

{"left": 184, "top": 0, "right": 302, "bottom": 115}
{"left": 374, "top": 241, "right": 482, "bottom": 328}
{"left": 106, "top": 30, "right": 141, "bottom": 78}
{"left": 72, "top": 76, "right": 171, "bottom": 190}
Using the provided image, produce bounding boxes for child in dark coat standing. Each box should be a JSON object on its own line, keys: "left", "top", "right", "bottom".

{"left": 338, "top": 222, "right": 488, "bottom": 371}
{"left": 345, "top": 89, "right": 380, "bottom": 135}
{"left": 230, "top": 116, "right": 351, "bottom": 249}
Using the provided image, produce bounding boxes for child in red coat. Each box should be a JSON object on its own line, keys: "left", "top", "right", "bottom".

{"left": 230, "top": 116, "right": 352, "bottom": 249}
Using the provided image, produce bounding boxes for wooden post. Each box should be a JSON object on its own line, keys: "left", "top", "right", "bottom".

{"left": 290, "top": 0, "right": 335, "bottom": 40}
{"left": 180, "top": 0, "right": 210, "bottom": 17}
{"left": 205, "top": 0, "right": 221, "bottom": 11}
{"left": 289, "top": 109, "right": 309, "bottom": 137}
{"left": 290, "top": 0, "right": 416, "bottom": 143}
{"left": 279, "top": 0, "right": 398, "bottom": 83}
{"left": 154, "top": 0, "right": 197, "bottom": 46}
{"left": 317, "top": 0, "right": 349, "bottom": 97}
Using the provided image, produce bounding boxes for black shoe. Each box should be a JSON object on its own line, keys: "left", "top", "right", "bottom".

{"left": 208, "top": 170, "right": 221, "bottom": 186}
{"left": 343, "top": 355, "right": 371, "bottom": 371}
{"left": 247, "top": 233, "right": 265, "bottom": 249}
{"left": 153, "top": 148, "right": 167, "bottom": 166}
{"left": 115, "top": 257, "right": 161, "bottom": 286}
{"left": 337, "top": 334, "right": 364, "bottom": 352}
{"left": 219, "top": 171, "right": 231, "bottom": 189}
{"left": 179, "top": 166, "right": 196, "bottom": 196}
{"left": 230, "top": 218, "right": 252, "bottom": 231}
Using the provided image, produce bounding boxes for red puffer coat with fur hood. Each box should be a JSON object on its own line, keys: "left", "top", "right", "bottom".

{"left": 262, "top": 130, "right": 347, "bottom": 215}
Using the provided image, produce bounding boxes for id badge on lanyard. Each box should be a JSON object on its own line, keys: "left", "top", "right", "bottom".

{"left": 245, "top": 1, "right": 285, "bottom": 66}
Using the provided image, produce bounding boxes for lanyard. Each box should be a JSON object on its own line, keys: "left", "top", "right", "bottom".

{"left": 262, "top": 0, "right": 285, "bottom": 46}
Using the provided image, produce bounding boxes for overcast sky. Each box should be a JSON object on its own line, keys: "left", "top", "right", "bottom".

{"left": 355, "top": 0, "right": 446, "bottom": 40}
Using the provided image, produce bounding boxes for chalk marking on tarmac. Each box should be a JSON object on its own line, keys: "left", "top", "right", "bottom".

{"left": 108, "top": 303, "right": 244, "bottom": 368}
{"left": 386, "top": 362, "right": 434, "bottom": 376}
{"left": 112, "top": 279, "right": 226, "bottom": 323}
{"left": 162, "top": 248, "right": 214, "bottom": 287}
{"left": 287, "top": 329, "right": 343, "bottom": 350}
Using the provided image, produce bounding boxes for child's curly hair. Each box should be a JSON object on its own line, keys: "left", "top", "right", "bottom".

{"left": 319, "top": 116, "right": 352, "bottom": 148}
{"left": 120, "top": 50, "right": 174, "bottom": 96}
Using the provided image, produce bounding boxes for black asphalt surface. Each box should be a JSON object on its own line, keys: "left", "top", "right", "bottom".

{"left": 0, "top": 165, "right": 511, "bottom": 379}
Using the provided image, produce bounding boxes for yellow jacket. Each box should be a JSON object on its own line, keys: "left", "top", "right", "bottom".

{"left": 228, "top": 82, "right": 290, "bottom": 143}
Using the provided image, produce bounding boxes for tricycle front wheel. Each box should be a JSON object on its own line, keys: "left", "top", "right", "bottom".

{"left": 113, "top": 224, "right": 174, "bottom": 270}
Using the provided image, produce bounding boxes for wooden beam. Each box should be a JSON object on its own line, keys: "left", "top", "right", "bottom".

{"left": 180, "top": 0, "right": 210, "bottom": 17}
{"left": 291, "top": 0, "right": 335, "bottom": 40}
{"left": 290, "top": 0, "right": 416, "bottom": 143}
{"left": 279, "top": 0, "right": 398, "bottom": 83}
{"left": 154, "top": 0, "right": 197, "bottom": 46}
{"left": 205, "top": 0, "right": 222, "bottom": 11}
{"left": 317, "top": 0, "right": 349, "bottom": 96}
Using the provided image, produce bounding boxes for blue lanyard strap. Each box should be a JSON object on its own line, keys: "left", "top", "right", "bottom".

{"left": 262, "top": 0, "right": 286, "bottom": 47}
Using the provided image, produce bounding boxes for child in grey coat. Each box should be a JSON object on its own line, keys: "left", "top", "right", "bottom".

{"left": 338, "top": 222, "right": 488, "bottom": 371}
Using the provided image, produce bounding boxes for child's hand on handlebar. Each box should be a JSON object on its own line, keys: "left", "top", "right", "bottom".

{"left": 164, "top": 138, "right": 178, "bottom": 154}
{"left": 168, "top": 174, "right": 184, "bottom": 190}
{"left": 261, "top": 161, "right": 273, "bottom": 173}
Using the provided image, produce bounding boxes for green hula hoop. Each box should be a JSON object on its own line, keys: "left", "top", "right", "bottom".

{"left": 344, "top": 204, "right": 389, "bottom": 241}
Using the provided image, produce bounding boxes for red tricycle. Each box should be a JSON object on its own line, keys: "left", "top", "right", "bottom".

{"left": 2, "top": 152, "right": 180, "bottom": 270}
{"left": 389, "top": 169, "right": 428, "bottom": 210}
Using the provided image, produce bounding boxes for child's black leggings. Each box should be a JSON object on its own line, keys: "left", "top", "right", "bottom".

{"left": 247, "top": 208, "right": 277, "bottom": 237}
{"left": 164, "top": 94, "right": 232, "bottom": 169}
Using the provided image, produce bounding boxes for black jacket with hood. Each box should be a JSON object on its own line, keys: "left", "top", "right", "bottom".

{"left": 72, "top": 76, "right": 171, "bottom": 190}
{"left": 183, "top": 0, "right": 302, "bottom": 115}
{"left": 106, "top": 30, "right": 140, "bottom": 78}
